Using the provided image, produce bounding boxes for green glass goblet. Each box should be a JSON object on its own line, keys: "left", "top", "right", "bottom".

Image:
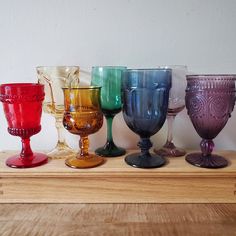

{"left": 91, "top": 66, "right": 126, "bottom": 157}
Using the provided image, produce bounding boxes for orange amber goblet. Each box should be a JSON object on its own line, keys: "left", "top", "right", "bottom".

{"left": 62, "top": 87, "right": 105, "bottom": 168}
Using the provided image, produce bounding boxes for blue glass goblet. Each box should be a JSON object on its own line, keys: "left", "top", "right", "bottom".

{"left": 122, "top": 69, "right": 172, "bottom": 168}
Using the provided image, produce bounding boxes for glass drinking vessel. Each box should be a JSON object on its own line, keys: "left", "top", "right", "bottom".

{"left": 154, "top": 65, "right": 187, "bottom": 157}
{"left": 0, "top": 83, "right": 48, "bottom": 168}
{"left": 37, "top": 66, "right": 80, "bottom": 159}
{"left": 91, "top": 66, "right": 126, "bottom": 157}
{"left": 185, "top": 74, "right": 236, "bottom": 168}
{"left": 122, "top": 69, "right": 171, "bottom": 168}
{"left": 63, "top": 86, "right": 105, "bottom": 168}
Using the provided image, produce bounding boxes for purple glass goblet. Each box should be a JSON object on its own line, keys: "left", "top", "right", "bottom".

{"left": 185, "top": 75, "right": 236, "bottom": 168}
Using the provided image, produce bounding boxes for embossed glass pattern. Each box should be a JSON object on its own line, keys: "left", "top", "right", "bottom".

{"left": 37, "top": 66, "right": 80, "bottom": 159}
{"left": 0, "top": 83, "right": 48, "bottom": 168}
{"left": 63, "top": 86, "right": 104, "bottom": 168}
{"left": 122, "top": 69, "right": 171, "bottom": 168}
{"left": 185, "top": 75, "right": 236, "bottom": 168}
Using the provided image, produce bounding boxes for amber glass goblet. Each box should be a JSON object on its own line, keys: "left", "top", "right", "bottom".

{"left": 185, "top": 75, "right": 236, "bottom": 168}
{"left": 0, "top": 83, "right": 48, "bottom": 168}
{"left": 63, "top": 86, "right": 105, "bottom": 168}
{"left": 37, "top": 66, "right": 80, "bottom": 159}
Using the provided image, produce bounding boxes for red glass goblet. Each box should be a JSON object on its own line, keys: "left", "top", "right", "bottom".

{"left": 0, "top": 83, "right": 48, "bottom": 168}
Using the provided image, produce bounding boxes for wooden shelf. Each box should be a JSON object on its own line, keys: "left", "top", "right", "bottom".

{"left": 0, "top": 150, "right": 236, "bottom": 203}
{"left": 1, "top": 203, "right": 236, "bottom": 235}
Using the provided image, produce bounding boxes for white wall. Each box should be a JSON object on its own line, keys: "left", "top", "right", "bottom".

{"left": 0, "top": 0, "right": 236, "bottom": 152}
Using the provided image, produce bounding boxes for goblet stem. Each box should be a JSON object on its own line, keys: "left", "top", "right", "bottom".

{"left": 200, "top": 139, "right": 214, "bottom": 157}
{"left": 65, "top": 135, "right": 104, "bottom": 168}
{"left": 186, "top": 139, "right": 228, "bottom": 168}
{"left": 125, "top": 137, "right": 166, "bottom": 168}
{"left": 95, "top": 115, "right": 125, "bottom": 157}
{"left": 166, "top": 114, "right": 175, "bottom": 146}
{"left": 20, "top": 138, "right": 33, "bottom": 158}
{"left": 55, "top": 117, "right": 67, "bottom": 148}
{"left": 106, "top": 115, "right": 114, "bottom": 143}
{"left": 47, "top": 117, "right": 75, "bottom": 159}
{"left": 79, "top": 136, "right": 89, "bottom": 157}
{"left": 138, "top": 137, "right": 152, "bottom": 157}
{"left": 154, "top": 114, "right": 186, "bottom": 157}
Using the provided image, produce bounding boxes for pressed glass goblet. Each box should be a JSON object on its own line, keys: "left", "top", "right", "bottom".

{"left": 0, "top": 83, "right": 48, "bottom": 168}
{"left": 63, "top": 86, "right": 105, "bottom": 168}
{"left": 122, "top": 69, "right": 171, "bottom": 168}
{"left": 185, "top": 74, "right": 236, "bottom": 168}
{"left": 155, "top": 65, "right": 187, "bottom": 157}
{"left": 91, "top": 66, "right": 126, "bottom": 157}
{"left": 37, "top": 66, "right": 80, "bottom": 159}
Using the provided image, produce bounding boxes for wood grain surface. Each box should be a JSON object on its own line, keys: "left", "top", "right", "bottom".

{"left": 0, "top": 203, "right": 235, "bottom": 236}
{"left": 0, "top": 150, "right": 236, "bottom": 177}
{"left": 0, "top": 150, "right": 236, "bottom": 203}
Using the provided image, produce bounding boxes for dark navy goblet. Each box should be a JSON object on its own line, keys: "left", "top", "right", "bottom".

{"left": 122, "top": 69, "right": 172, "bottom": 168}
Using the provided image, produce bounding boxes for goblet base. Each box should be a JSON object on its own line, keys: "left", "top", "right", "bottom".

{"left": 47, "top": 145, "right": 76, "bottom": 159}
{"left": 65, "top": 154, "right": 105, "bottom": 169}
{"left": 154, "top": 144, "right": 186, "bottom": 157}
{"left": 6, "top": 153, "right": 48, "bottom": 168}
{"left": 125, "top": 153, "right": 166, "bottom": 169}
{"left": 186, "top": 152, "right": 228, "bottom": 169}
{"left": 95, "top": 142, "right": 126, "bottom": 157}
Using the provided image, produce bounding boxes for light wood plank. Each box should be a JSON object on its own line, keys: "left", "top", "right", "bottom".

{"left": 0, "top": 177, "right": 235, "bottom": 203}
{"left": 0, "top": 204, "right": 236, "bottom": 236}
{"left": 0, "top": 150, "right": 236, "bottom": 203}
{"left": 0, "top": 150, "right": 236, "bottom": 177}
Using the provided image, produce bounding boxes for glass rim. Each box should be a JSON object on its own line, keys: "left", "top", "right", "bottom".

{"left": 156, "top": 65, "right": 187, "bottom": 69}
{"left": 125, "top": 68, "right": 172, "bottom": 72}
{"left": 62, "top": 86, "right": 101, "bottom": 90}
{"left": 187, "top": 74, "right": 236, "bottom": 78}
{"left": 36, "top": 66, "right": 80, "bottom": 70}
{"left": 0, "top": 83, "right": 43, "bottom": 88}
{"left": 92, "top": 66, "right": 127, "bottom": 70}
